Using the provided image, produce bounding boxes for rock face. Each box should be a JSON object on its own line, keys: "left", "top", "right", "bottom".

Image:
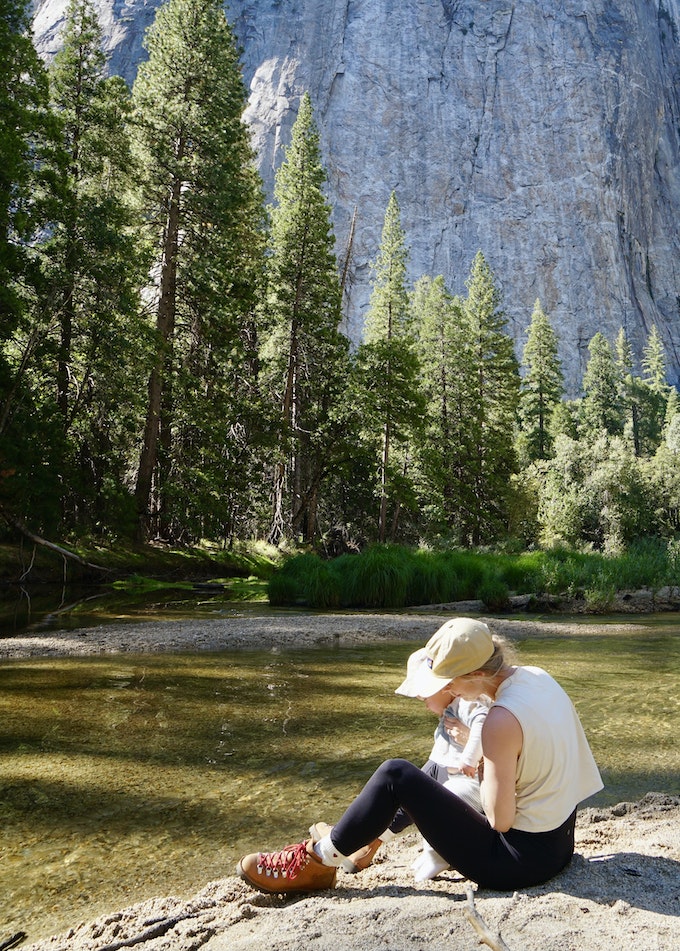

{"left": 32, "top": 0, "right": 680, "bottom": 393}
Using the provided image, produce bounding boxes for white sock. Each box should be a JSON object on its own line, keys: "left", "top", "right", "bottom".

{"left": 411, "top": 841, "right": 450, "bottom": 882}
{"left": 314, "top": 833, "right": 352, "bottom": 868}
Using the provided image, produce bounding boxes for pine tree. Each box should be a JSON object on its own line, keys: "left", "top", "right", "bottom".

{"left": 518, "top": 299, "right": 563, "bottom": 464}
{"left": 642, "top": 325, "right": 668, "bottom": 394}
{"left": 0, "top": 0, "right": 49, "bottom": 332}
{"left": 615, "top": 325, "right": 667, "bottom": 457}
{"left": 663, "top": 387, "right": 680, "bottom": 455}
{"left": 37, "top": 0, "right": 148, "bottom": 529}
{"left": 637, "top": 324, "right": 669, "bottom": 452}
{"left": 353, "top": 192, "right": 423, "bottom": 542}
{"left": 131, "top": 0, "right": 266, "bottom": 541}
{"left": 0, "top": 0, "right": 147, "bottom": 533}
{"left": 0, "top": 0, "right": 55, "bottom": 529}
{"left": 580, "top": 332, "right": 623, "bottom": 437}
{"left": 0, "top": 0, "right": 50, "bottom": 413}
{"left": 460, "top": 251, "right": 520, "bottom": 545}
{"left": 261, "top": 92, "right": 349, "bottom": 545}
{"left": 411, "top": 274, "right": 468, "bottom": 535}
{"left": 614, "top": 326, "right": 641, "bottom": 453}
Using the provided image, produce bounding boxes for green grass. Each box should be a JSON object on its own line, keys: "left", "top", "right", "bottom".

{"left": 267, "top": 539, "right": 680, "bottom": 610}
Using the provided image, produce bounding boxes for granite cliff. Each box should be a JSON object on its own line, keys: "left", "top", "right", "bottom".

{"left": 32, "top": 0, "right": 680, "bottom": 392}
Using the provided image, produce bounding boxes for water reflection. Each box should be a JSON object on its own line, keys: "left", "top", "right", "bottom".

{"left": 0, "top": 623, "right": 679, "bottom": 943}
{"left": 0, "top": 583, "right": 269, "bottom": 637}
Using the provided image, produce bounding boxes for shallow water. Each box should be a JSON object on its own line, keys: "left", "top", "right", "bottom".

{"left": 0, "top": 617, "right": 679, "bottom": 943}
{"left": 0, "top": 582, "right": 270, "bottom": 637}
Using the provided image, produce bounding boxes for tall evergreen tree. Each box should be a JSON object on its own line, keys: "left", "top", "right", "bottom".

{"left": 616, "top": 325, "right": 666, "bottom": 457}
{"left": 614, "top": 326, "right": 642, "bottom": 454}
{"left": 517, "top": 299, "right": 563, "bottom": 464}
{"left": 0, "top": 0, "right": 50, "bottom": 417}
{"left": 0, "top": 0, "right": 49, "bottom": 335}
{"left": 636, "top": 324, "right": 669, "bottom": 452}
{"left": 642, "top": 325, "right": 668, "bottom": 394}
{"left": 261, "top": 92, "right": 349, "bottom": 545}
{"left": 353, "top": 192, "right": 423, "bottom": 542}
{"left": 0, "top": 0, "right": 54, "bottom": 530}
{"left": 37, "top": 0, "right": 148, "bottom": 530}
{"left": 411, "top": 274, "right": 468, "bottom": 535}
{"left": 460, "top": 251, "right": 520, "bottom": 545}
{"left": 580, "top": 332, "right": 623, "bottom": 438}
{"left": 131, "top": 0, "right": 266, "bottom": 541}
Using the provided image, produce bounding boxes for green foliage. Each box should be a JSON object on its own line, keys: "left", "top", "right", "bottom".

{"left": 580, "top": 333, "right": 623, "bottom": 437}
{"left": 353, "top": 192, "right": 424, "bottom": 543}
{"left": 3, "top": 8, "right": 680, "bottom": 558}
{"left": 260, "top": 92, "right": 349, "bottom": 546}
{"left": 477, "top": 575, "right": 510, "bottom": 611}
{"left": 0, "top": 0, "right": 147, "bottom": 535}
{"left": 0, "top": 0, "right": 51, "bottom": 330}
{"left": 458, "top": 252, "right": 520, "bottom": 544}
{"left": 131, "top": 0, "right": 266, "bottom": 542}
{"left": 517, "top": 299, "right": 563, "bottom": 465}
{"left": 267, "top": 552, "right": 340, "bottom": 608}
{"left": 363, "top": 191, "right": 411, "bottom": 342}
{"left": 411, "top": 275, "right": 470, "bottom": 539}
{"left": 267, "top": 541, "right": 680, "bottom": 610}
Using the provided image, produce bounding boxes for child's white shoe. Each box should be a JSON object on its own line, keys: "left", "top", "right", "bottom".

{"left": 411, "top": 841, "right": 450, "bottom": 881}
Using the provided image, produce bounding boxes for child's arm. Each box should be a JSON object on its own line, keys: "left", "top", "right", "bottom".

{"left": 460, "top": 707, "right": 486, "bottom": 774}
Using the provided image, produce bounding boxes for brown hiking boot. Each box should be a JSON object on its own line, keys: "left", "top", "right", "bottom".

{"left": 237, "top": 839, "right": 337, "bottom": 894}
{"left": 309, "top": 822, "right": 382, "bottom": 873}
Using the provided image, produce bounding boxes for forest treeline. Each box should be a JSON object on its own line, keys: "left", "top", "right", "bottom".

{"left": 2, "top": 0, "right": 680, "bottom": 559}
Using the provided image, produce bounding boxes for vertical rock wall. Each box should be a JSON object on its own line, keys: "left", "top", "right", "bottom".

{"left": 32, "top": 0, "right": 680, "bottom": 393}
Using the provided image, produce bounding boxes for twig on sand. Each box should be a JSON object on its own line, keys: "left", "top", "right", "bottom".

{"left": 0, "top": 933, "right": 27, "bottom": 951}
{"left": 94, "top": 913, "right": 200, "bottom": 951}
{"left": 463, "top": 886, "right": 515, "bottom": 951}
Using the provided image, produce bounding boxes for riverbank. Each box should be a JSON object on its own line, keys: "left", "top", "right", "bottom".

{"left": 0, "top": 609, "right": 662, "bottom": 659}
{"left": 16, "top": 792, "right": 680, "bottom": 951}
{"left": 3, "top": 611, "right": 679, "bottom": 951}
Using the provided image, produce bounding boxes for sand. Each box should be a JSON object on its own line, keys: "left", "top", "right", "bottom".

{"left": 3, "top": 611, "right": 679, "bottom": 951}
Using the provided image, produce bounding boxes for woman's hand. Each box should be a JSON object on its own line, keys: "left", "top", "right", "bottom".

{"left": 444, "top": 714, "right": 470, "bottom": 745}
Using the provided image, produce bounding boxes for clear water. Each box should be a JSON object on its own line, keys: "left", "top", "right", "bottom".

{"left": 0, "top": 583, "right": 271, "bottom": 636}
{"left": 0, "top": 617, "right": 678, "bottom": 943}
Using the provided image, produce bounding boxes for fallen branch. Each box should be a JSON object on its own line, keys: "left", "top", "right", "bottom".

{"left": 463, "top": 886, "right": 515, "bottom": 951}
{"left": 0, "top": 933, "right": 27, "bottom": 951}
{"left": 96, "top": 912, "right": 198, "bottom": 951}
{"left": 0, "top": 507, "right": 111, "bottom": 576}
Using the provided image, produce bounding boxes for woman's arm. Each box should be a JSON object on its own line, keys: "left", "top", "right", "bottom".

{"left": 479, "top": 706, "right": 523, "bottom": 832}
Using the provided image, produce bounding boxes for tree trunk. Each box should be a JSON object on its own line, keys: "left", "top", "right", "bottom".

{"left": 378, "top": 420, "right": 390, "bottom": 542}
{"left": 135, "top": 161, "right": 183, "bottom": 540}
{"left": 269, "top": 318, "right": 298, "bottom": 543}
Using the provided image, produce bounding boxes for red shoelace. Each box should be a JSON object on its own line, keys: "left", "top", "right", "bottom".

{"left": 256, "top": 841, "right": 309, "bottom": 880}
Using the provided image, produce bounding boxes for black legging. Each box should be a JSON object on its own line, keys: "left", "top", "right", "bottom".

{"left": 389, "top": 758, "right": 447, "bottom": 834}
{"left": 330, "top": 759, "right": 576, "bottom": 890}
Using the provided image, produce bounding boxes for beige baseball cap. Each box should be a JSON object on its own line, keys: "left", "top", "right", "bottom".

{"left": 395, "top": 618, "right": 495, "bottom": 698}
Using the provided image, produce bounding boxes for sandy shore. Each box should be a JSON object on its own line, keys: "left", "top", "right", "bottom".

{"left": 3, "top": 611, "right": 679, "bottom": 951}
{"left": 0, "top": 609, "right": 649, "bottom": 659}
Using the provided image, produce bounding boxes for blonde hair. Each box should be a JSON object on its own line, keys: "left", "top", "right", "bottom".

{"left": 473, "top": 631, "right": 518, "bottom": 676}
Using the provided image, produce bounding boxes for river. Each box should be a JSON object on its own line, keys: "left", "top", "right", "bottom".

{"left": 0, "top": 588, "right": 678, "bottom": 943}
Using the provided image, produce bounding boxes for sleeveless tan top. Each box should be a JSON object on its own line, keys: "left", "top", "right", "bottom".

{"left": 490, "top": 666, "right": 603, "bottom": 833}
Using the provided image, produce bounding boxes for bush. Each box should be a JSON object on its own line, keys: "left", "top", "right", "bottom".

{"left": 267, "top": 539, "right": 680, "bottom": 610}
{"left": 267, "top": 553, "right": 340, "bottom": 608}
{"left": 340, "top": 544, "right": 412, "bottom": 608}
{"left": 478, "top": 576, "right": 510, "bottom": 611}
